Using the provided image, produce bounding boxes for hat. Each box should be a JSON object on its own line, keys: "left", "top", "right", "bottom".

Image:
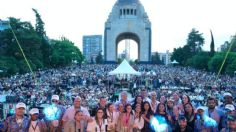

{"left": 16, "top": 102, "right": 26, "bottom": 109}
{"left": 196, "top": 106, "right": 206, "bottom": 111}
{"left": 167, "top": 98, "right": 175, "bottom": 102}
{"left": 29, "top": 108, "right": 39, "bottom": 115}
{"left": 223, "top": 92, "right": 232, "bottom": 97}
{"left": 225, "top": 104, "right": 235, "bottom": 111}
{"left": 51, "top": 95, "right": 59, "bottom": 100}
{"left": 227, "top": 115, "right": 236, "bottom": 121}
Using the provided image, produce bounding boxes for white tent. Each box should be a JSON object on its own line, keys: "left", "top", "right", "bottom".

{"left": 171, "top": 60, "right": 179, "bottom": 64}
{"left": 109, "top": 59, "right": 141, "bottom": 76}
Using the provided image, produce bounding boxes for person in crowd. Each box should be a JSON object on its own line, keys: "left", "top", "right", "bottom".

{"left": 133, "top": 104, "right": 144, "bottom": 131}
{"left": 172, "top": 92, "right": 182, "bottom": 106}
{"left": 141, "top": 101, "right": 154, "bottom": 132}
{"left": 174, "top": 116, "right": 193, "bottom": 132}
{"left": 205, "top": 97, "right": 225, "bottom": 130}
{"left": 28, "top": 108, "right": 48, "bottom": 132}
{"left": 87, "top": 108, "right": 108, "bottom": 132}
{"left": 91, "top": 96, "right": 107, "bottom": 117}
{"left": 171, "top": 106, "right": 182, "bottom": 131}
{"left": 62, "top": 96, "right": 90, "bottom": 126}
{"left": 220, "top": 115, "right": 236, "bottom": 132}
{"left": 160, "top": 95, "right": 167, "bottom": 104}
{"left": 115, "top": 92, "right": 129, "bottom": 109}
{"left": 46, "top": 95, "right": 65, "bottom": 132}
{"left": 149, "top": 92, "right": 159, "bottom": 113}
{"left": 117, "top": 104, "right": 134, "bottom": 132}
{"left": 166, "top": 98, "right": 175, "bottom": 117}
{"left": 117, "top": 103, "right": 124, "bottom": 113}
{"left": 219, "top": 92, "right": 236, "bottom": 111}
{"left": 140, "top": 89, "right": 151, "bottom": 102}
{"left": 132, "top": 95, "right": 143, "bottom": 110}
{"left": 1, "top": 102, "right": 29, "bottom": 132}
{"left": 184, "top": 103, "right": 196, "bottom": 129}
{"left": 194, "top": 106, "right": 218, "bottom": 132}
{"left": 106, "top": 103, "right": 118, "bottom": 132}
{"left": 64, "top": 110, "right": 87, "bottom": 132}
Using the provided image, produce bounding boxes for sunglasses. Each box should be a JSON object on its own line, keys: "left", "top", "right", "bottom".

{"left": 52, "top": 100, "right": 58, "bottom": 103}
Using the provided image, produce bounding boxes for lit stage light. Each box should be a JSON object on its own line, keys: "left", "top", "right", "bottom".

{"left": 150, "top": 115, "right": 169, "bottom": 132}
{"left": 43, "top": 105, "right": 61, "bottom": 121}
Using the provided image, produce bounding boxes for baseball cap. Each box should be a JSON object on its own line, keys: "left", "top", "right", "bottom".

{"left": 16, "top": 102, "right": 26, "bottom": 109}
{"left": 227, "top": 115, "right": 236, "bottom": 121}
{"left": 51, "top": 95, "right": 59, "bottom": 100}
{"left": 196, "top": 106, "right": 206, "bottom": 111}
{"left": 225, "top": 104, "right": 235, "bottom": 111}
{"left": 223, "top": 92, "right": 232, "bottom": 97}
{"left": 29, "top": 108, "right": 39, "bottom": 115}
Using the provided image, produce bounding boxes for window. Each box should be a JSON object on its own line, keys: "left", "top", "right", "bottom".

{"left": 131, "top": 9, "right": 133, "bottom": 15}
{"left": 120, "top": 9, "right": 122, "bottom": 16}
{"left": 127, "top": 9, "right": 129, "bottom": 15}
{"left": 123, "top": 9, "right": 126, "bottom": 15}
{"left": 134, "top": 9, "right": 136, "bottom": 15}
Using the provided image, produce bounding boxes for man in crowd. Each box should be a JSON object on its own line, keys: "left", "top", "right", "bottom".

{"left": 174, "top": 116, "right": 193, "bottom": 132}
{"left": 115, "top": 91, "right": 129, "bottom": 108}
{"left": 140, "top": 89, "right": 151, "bottom": 102}
{"left": 219, "top": 92, "right": 235, "bottom": 111}
{"left": 46, "top": 95, "right": 65, "bottom": 132}
{"left": 221, "top": 115, "right": 236, "bottom": 132}
{"left": 62, "top": 96, "right": 90, "bottom": 125}
{"left": 91, "top": 96, "right": 107, "bottom": 117}
{"left": 1, "top": 102, "right": 29, "bottom": 132}
{"left": 205, "top": 97, "right": 225, "bottom": 130}
{"left": 28, "top": 108, "right": 48, "bottom": 132}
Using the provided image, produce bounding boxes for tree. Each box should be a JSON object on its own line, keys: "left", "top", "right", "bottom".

{"left": 151, "top": 52, "right": 162, "bottom": 64}
{"left": 50, "top": 37, "right": 83, "bottom": 67}
{"left": 210, "top": 30, "right": 215, "bottom": 56}
{"left": 226, "top": 59, "right": 236, "bottom": 76}
{"left": 187, "top": 52, "right": 210, "bottom": 70}
{"left": 32, "top": 8, "right": 52, "bottom": 67}
{"left": 96, "top": 52, "right": 103, "bottom": 64}
{"left": 229, "top": 34, "right": 236, "bottom": 52}
{"left": 187, "top": 28, "right": 205, "bottom": 54}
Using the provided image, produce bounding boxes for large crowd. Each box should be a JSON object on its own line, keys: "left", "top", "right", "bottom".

{"left": 0, "top": 64, "right": 235, "bottom": 132}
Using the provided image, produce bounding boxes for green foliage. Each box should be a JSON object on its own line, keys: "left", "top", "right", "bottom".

{"left": 172, "top": 28, "right": 205, "bottom": 66}
{"left": 229, "top": 34, "right": 236, "bottom": 52}
{"left": 208, "top": 52, "right": 236, "bottom": 74}
{"left": 187, "top": 52, "right": 210, "bottom": 70}
{"left": 96, "top": 52, "right": 103, "bottom": 64}
{"left": 187, "top": 28, "right": 205, "bottom": 53}
{"left": 210, "top": 30, "right": 215, "bottom": 56}
{"left": 0, "top": 56, "right": 19, "bottom": 77}
{"left": 50, "top": 37, "right": 83, "bottom": 67}
{"left": 117, "top": 58, "right": 123, "bottom": 64}
{"left": 226, "top": 59, "right": 236, "bottom": 76}
{"left": 151, "top": 52, "right": 162, "bottom": 64}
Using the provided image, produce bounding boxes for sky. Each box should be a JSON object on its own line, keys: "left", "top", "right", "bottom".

{"left": 0, "top": 0, "right": 236, "bottom": 59}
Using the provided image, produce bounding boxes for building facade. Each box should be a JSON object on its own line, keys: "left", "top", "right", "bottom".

{"left": 0, "top": 19, "right": 9, "bottom": 31}
{"left": 83, "top": 35, "right": 102, "bottom": 63}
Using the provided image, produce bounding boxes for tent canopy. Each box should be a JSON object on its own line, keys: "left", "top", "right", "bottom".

{"left": 171, "top": 60, "right": 179, "bottom": 64}
{"left": 109, "top": 59, "right": 141, "bottom": 75}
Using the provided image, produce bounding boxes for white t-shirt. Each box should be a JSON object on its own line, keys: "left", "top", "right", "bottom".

{"left": 87, "top": 119, "right": 108, "bottom": 132}
{"left": 28, "top": 121, "right": 40, "bottom": 132}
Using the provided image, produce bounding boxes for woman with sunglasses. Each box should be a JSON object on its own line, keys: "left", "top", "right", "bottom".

{"left": 64, "top": 110, "right": 87, "bottom": 132}
{"left": 87, "top": 108, "right": 108, "bottom": 132}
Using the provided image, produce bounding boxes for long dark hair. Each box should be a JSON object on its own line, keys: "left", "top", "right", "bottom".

{"left": 142, "top": 101, "right": 153, "bottom": 114}
{"left": 184, "top": 103, "right": 195, "bottom": 121}
{"left": 155, "top": 103, "right": 167, "bottom": 115}
{"left": 132, "top": 95, "right": 143, "bottom": 109}
{"left": 124, "top": 104, "right": 133, "bottom": 115}
{"left": 95, "top": 108, "right": 105, "bottom": 124}
{"left": 135, "top": 104, "right": 142, "bottom": 122}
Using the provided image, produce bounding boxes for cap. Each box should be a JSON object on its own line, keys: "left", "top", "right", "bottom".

{"left": 196, "top": 106, "right": 206, "bottom": 111}
{"left": 167, "top": 98, "right": 175, "bottom": 102}
{"left": 223, "top": 92, "right": 232, "bottom": 97}
{"left": 51, "top": 95, "right": 59, "bottom": 100}
{"left": 225, "top": 104, "right": 235, "bottom": 111}
{"left": 29, "top": 108, "right": 39, "bottom": 115}
{"left": 16, "top": 102, "right": 26, "bottom": 109}
{"left": 227, "top": 115, "right": 236, "bottom": 121}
